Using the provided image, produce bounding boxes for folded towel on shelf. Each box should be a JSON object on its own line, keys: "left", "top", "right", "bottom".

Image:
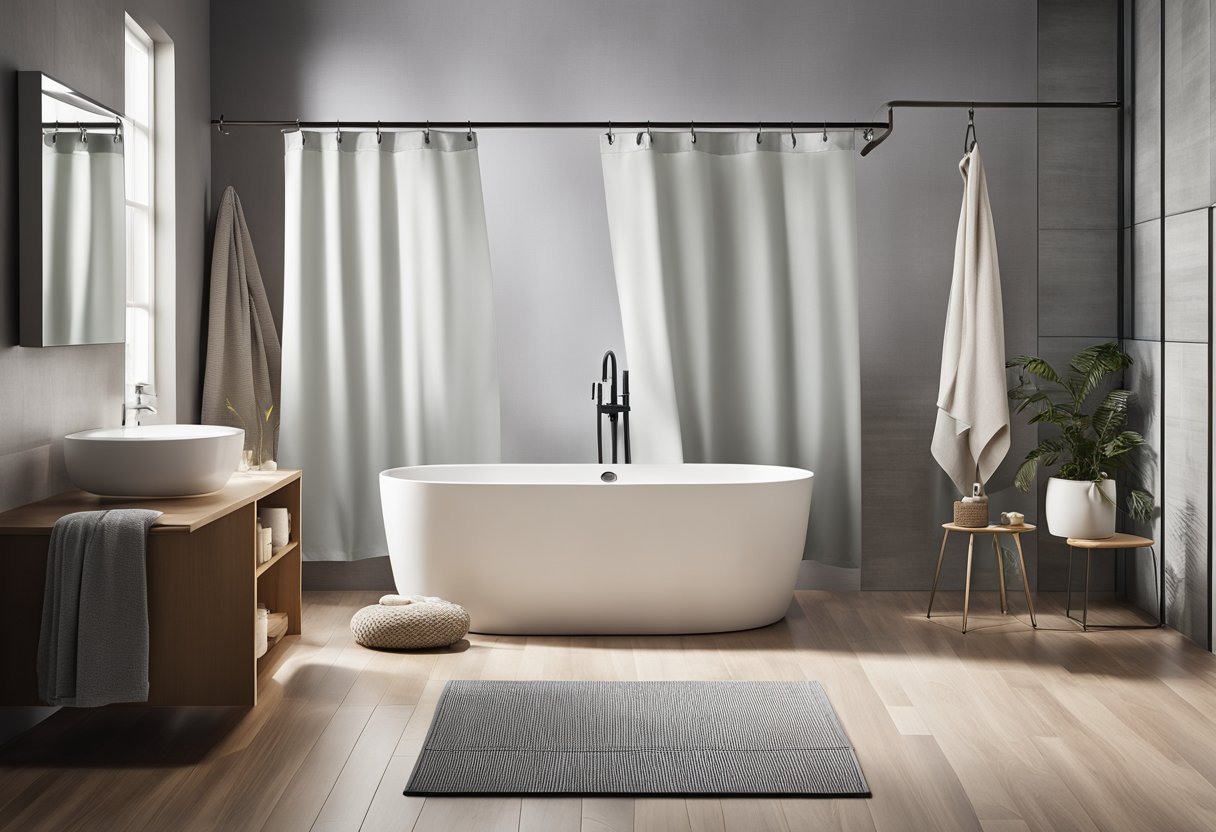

{"left": 37, "top": 509, "right": 162, "bottom": 707}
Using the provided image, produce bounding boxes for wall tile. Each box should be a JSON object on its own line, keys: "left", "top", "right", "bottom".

{"left": 1039, "top": 109, "right": 1119, "bottom": 230}
{"left": 1038, "top": 0, "right": 1119, "bottom": 100}
{"left": 1163, "top": 341, "right": 1210, "bottom": 645}
{"left": 1132, "top": 219, "right": 1162, "bottom": 340}
{"left": 1038, "top": 229, "right": 1119, "bottom": 337}
{"left": 1124, "top": 339, "right": 1163, "bottom": 618}
{"left": 1134, "top": 0, "right": 1162, "bottom": 224}
{"left": 1164, "top": 0, "right": 1211, "bottom": 214}
{"left": 1164, "top": 209, "right": 1210, "bottom": 343}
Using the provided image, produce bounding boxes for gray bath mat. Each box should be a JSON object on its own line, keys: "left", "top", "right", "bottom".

{"left": 404, "top": 680, "right": 869, "bottom": 797}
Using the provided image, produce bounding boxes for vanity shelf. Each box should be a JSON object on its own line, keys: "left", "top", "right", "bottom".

{"left": 0, "top": 469, "right": 302, "bottom": 707}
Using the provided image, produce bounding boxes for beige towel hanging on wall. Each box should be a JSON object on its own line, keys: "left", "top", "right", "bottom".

{"left": 202, "top": 186, "right": 281, "bottom": 463}
{"left": 931, "top": 144, "right": 1010, "bottom": 496}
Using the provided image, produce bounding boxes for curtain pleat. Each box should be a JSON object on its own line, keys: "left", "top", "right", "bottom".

{"left": 282, "top": 130, "right": 501, "bottom": 561}
{"left": 601, "top": 131, "right": 861, "bottom": 567}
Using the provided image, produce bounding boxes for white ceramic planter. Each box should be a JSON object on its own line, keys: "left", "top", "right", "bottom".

{"left": 1045, "top": 477, "right": 1116, "bottom": 539}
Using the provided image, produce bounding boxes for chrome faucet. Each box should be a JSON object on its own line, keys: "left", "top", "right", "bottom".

{"left": 592, "top": 350, "right": 631, "bottom": 464}
{"left": 122, "top": 382, "right": 158, "bottom": 427}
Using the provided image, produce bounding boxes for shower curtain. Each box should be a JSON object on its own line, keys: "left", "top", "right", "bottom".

{"left": 600, "top": 130, "right": 861, "bottom": 567}
{"left": 281, "top": 130, "right": 500, "bottom": 561}
{"left": 42, "top": 132, "right": 125, "bottom": 345}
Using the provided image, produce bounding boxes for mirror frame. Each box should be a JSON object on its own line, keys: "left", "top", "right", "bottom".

{"left": 18, "top": 71, "right": 127, "bottom": 348}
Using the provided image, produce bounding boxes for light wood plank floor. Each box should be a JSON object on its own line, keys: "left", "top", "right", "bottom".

{"left": 1, "top": 590, "right": 1214, "bottom": 831}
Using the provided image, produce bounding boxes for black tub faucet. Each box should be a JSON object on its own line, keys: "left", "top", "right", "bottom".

{"left": 592, "top": 350, "right": 631, "bottom": 464}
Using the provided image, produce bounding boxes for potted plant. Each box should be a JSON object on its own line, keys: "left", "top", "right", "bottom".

{"left": 1007, "top": 342, "right": 1153, "bottom": 539}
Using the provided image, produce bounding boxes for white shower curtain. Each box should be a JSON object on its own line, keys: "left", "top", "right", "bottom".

{"left": 42, "top": 133, "right": 125, "bottom": 345}
{"left": 601, "top": 130, "right": 861, "bottom": 567}
{"left": 282, "top": 130, "right": 500, "bottom": 561}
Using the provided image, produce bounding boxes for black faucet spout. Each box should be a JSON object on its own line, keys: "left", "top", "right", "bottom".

{"left": 594, "top": 350, "right": 632, "bottom": 465}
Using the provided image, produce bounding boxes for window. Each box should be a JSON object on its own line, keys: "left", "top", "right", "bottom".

{"left": 124, "top": 18, "right": 155, "bottom": 396}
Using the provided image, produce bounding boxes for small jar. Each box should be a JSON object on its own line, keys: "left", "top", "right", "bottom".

{"left": 255, "top": 605, "right": 269, "bottom": 658}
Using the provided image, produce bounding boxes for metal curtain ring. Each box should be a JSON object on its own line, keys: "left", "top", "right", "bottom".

{"left": 376, "top": 120, "right": 382, "bottom": 144}
{"left": 79, "top": 122, "right": 87, "bottom": 143}
{"left": 756, "top": 120, "right": 762, "bottom": 144}
{"left": 336, "top": 119, "right": 342, "bottom": 143}
{"left": 637, "top": 120, "right": 651, "bottom": 146}
{"left": 790, "top": 121, "right": 796, "bottom": 148}
{"left": 606, "top": 120, "right": 614, "bottom": 145}
{"left": 466, "top": 120, "right": 473, "bottom": 141}
{"left": 822, "top": 122, "right": 828, "bottom": 142}
{"left": 114, "top": 117, "right": 122, "bottom": 143}
{"left": 424, "top": 120, "right": 431, "bottom": 144}
{"left": 690, "top": 120, "right": 696, "bottom": 144}
{"left": 297, "top": 118, "right": 303, "bottom": 144}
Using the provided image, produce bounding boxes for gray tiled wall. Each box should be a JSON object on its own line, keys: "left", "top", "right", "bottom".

{"left": 1035, "top": 0, "right": 1121, "bottom": 593}
{"left": 1127, "top": 0, "right": 1212, "bottom": 647}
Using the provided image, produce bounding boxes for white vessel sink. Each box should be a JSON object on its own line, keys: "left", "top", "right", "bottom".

{"left": 64, "top": 425, "right": 245, "bottom": 498}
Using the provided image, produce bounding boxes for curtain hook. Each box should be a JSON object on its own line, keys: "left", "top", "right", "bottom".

{"left": 114, "top": 116, "right": 122, "bottom": 143}
{"left": 424, "top": 120, "right": 431, "bottom": 144}
{"left": 336, "top": 119, "right": 342, "bottom": 144}
{"left": 217, "top": 114, "right": 228, "bottom": 135}
{"left": 756, "top": 119, "right": 763, "bottom": 144}
{"left": 52, "top": 120, "right": 58, "bottom": 143}
{"left": 690, "top": 120, "right": 696, "bottom": 144}
{"left": 822, "top": 122, "right": 828, "bottom": 143}
{"left": 790, "top": 121, "right": 796, "bottom": 148}
{"left": 964, "top": 106, "right": 977, "bottom": 153}
{"left": 606, "top": 119, "right": 614, "bottom": 145}
{"left": 297, "top": 118, "right": 303, "bottom": 144}
{"left": 466, "top": 120, "right": 473, "bottom": 142}
{"left": 78, "top": 122, "right": 87, "bottom": 143}
{"left": 376, "top": 120, "right": 382, "bottom": 144}
{"left": 637, "top": 120, "right": 651, "bottom": 146}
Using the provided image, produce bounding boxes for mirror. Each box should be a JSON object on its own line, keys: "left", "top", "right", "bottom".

{"left": 19, "top": 72, "right": 126, "bottom": 347}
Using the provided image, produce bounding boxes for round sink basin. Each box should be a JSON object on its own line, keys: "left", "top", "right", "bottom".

{"left": 64, "top": 424, "right": 245, "bottom": 498}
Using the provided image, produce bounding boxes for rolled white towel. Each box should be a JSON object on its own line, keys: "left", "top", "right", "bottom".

{"left": 379, "top": 594, "right": 445, "bottom": 606}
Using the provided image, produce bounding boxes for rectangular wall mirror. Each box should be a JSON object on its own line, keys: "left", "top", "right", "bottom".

{"left": 18, "top": 72, "right": 126, "bottom": 347}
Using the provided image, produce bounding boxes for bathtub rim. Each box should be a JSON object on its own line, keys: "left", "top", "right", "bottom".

{"left": 379, "top": 462, "right": 814, "bottom": 486}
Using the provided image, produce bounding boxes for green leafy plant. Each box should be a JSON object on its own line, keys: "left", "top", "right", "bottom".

{"left": 1006, "top": 342, "right": 1154, "bottom": 521}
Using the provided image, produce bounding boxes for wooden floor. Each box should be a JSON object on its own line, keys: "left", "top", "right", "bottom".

{"left": 1, "top": 590, "right": 1215, "bottom": 831}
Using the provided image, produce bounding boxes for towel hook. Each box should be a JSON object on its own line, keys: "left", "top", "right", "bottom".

{"left": 336, "top": 119, "right": 342, "bottom": 144}
{"left": 964, "top": 106, "right": 977, "bottom": 153}
{"left": 78, "top": 122, "right": 87, "bottom": 144}
{"left": 756, "top": 119, "right": 763, "bottom": 144}
{"left": 466, "top": 120, "right": 473, "bottom": 142}
{"left": 690, "top": 120, "right": 697, "bottom": 144}
{"left": 606, "top": 120, "right": 614, "bottom": 145}
{"left": 376, "top": 120, "right": 382, "bottom": 144}
{"left": 637, "top": 120, "right": 651, "bottom": 146}
{"left": 822, "top": 121, "right": 828, "bottom": 143}
{"left": 424, "top": 120, "right": 431, "bottom": 144}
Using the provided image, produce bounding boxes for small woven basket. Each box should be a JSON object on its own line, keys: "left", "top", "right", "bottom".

{"left": 953, "top": 499, "right": 989, "bottom": 528}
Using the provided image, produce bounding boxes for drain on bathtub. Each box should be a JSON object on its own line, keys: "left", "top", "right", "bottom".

{"left": 600, "top": 471, "right": 618, "bottom": 482}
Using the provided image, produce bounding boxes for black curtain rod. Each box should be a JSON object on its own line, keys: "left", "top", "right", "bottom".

{"left": 209, "top": 100, "right": 1123, "bottom": 156}
{"left": 860, "top": 99, "right": 1122, "bottom": 155}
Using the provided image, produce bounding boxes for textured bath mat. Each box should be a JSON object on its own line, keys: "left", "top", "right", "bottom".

{"left": 404, "top": 680, "right": 869, "bottom": 797}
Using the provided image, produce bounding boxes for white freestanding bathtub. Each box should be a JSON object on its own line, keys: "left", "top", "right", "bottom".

{"left": 379, "top": 464, "right": 813, "bottom": 635}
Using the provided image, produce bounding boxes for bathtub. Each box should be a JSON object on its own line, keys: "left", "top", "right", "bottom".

{"left": 379, "top": 464, "right": 813, "bottom": 635}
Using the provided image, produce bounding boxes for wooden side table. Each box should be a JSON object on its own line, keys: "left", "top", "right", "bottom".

{"left": 928, "top": 523, "right": 1038, "bottom": 634}
{"left": 1065, "top": 533, "right": 1161, "bottom": 631}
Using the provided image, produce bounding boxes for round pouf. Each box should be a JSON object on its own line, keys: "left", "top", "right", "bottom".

{"left": 350, "top": 600, "right": 470, "bottom": 649}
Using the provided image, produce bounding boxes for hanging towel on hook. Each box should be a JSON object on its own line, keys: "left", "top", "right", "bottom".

{"left": 202, "top": 186, "right": 281, "bottom": 463}
{"left": 931, "top": 143, "right": 1009, "bottom": 496}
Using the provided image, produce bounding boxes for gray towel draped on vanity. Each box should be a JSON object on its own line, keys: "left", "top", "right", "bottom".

{"left": 202, "top": 185, "right": 281, "bottom": 462}
{"left": 37, "top": 509, "right": 162, "bottom": 707}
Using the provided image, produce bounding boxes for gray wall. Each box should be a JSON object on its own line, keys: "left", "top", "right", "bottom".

{"left": 1036, "top": 0, "right": 1121, "bottom": 594}
{"left": 1126, "top": 0, "right": 1212, "bottom": 646}
{"left": 210, "top": 0, "right": 1042, "bottom": 587}
{"left": 0, "top": 0, "right": 211, "bottom": 513}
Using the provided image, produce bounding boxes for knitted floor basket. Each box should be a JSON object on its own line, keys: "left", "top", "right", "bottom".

{"left": 350, "top": 601, "right": 471, "bottom": 650}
